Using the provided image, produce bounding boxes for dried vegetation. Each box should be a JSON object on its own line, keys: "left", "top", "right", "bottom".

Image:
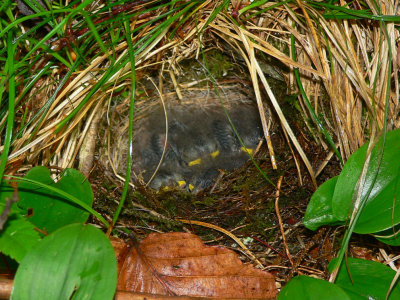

{"left": 3, "top": 0, "right": 398, "bottom": 182}
{"left": 1, "top": 0, "right": 400, "bottom": 287}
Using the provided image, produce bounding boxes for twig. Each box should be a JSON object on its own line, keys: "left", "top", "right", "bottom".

{"left": 177, "top": 219, "right": 263, "bottom": 268}
{"left": 251, "top": 235, "right": 288, "bottom": 259}
{"left": 274, "top": 175, "right": 294, "bottom": 268}
{"left": 288, "top": 227, "right": 327, "bottom": 281}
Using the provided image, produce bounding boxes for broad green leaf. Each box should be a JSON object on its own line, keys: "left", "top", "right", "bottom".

{"left": 0, "top": 213, "right": 41, "bottom": 262}
{"left": 17, "top": 167, "right": 93, "bottom": 234}
{"left": 353, "top": 151, "right": 400, "bottom": 234}
{"left": 0, "top": 181, "right": 14, "bottom": 205}
{"left": 11, "top": 223, "right": 117, "bottom": 300}
{"left": 0, "top": 182, "right": 40, "bottom": 262}
{"left": 332, "top": 129, "right": 400, "bottom": 233}
{"left": 375, "top": 235, "right": 400, "bottom": 246}
{"left": 331, "top": 142, "right": 367, "bottom": 221}
{"left": 329, "top": 258, "right": 400, "bottom": 300}
{"left": 373, "top": 225, "right": 400, "bottom": 246}
{"left": 303, "top": 176, "right": 342, "bottom": 230}
{"left": 278, "top": 275, "right": 351, "bottom": 300}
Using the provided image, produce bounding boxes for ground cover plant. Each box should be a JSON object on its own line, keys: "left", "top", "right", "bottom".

{"left": 1, "top": 0, "right": 400, "bottom": 298}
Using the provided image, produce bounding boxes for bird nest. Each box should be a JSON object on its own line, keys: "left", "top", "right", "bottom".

{"left": 101, "top": 80, "right": 272, "bottom": 193}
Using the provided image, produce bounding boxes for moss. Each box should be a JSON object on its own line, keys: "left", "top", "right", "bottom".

{"left": 191, "top": 196, "right": 216, "bottom": 207}
{"left": 100, "top": 181, "right": 117, "bottom": 192}
{"left": 232, "top": 168, "right": 267, "bottom": 192}
{"left": 179, "top": 49, "right": 236, "bottom": 82}
{"left": 132, "top": 191, "right": 148, "bottom": 205}
{"left": 160, "top": 196, "right": 178, "bottom": 215}
{"left": 238, "top": 210, "right": 276, "bottom": 240}
{"left": 124, "top": 208, "right": 183, "bottom": 231}
{"left": 203, "top": 50, "right": 235, "bottom": 79}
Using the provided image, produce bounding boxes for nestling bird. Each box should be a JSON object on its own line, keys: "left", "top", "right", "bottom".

{"left": 132, "top": 102, "right": 263, "bottom": 192}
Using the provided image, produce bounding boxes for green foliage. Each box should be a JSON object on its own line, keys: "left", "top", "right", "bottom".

{"left": 0, "top": 212, "right": 41, "bottom": 262}
{"left": 278, "top": 275, "right": 351, "bottom": 300}
{"left": 307, "top": 1, "right": 400, "bottom": 21}
{"left": 303, "top": 176, "right": 340, "bottom": 230}
{"left": 332, "top": 129, "right": 400, "bottom": 234}
{"left": 330, "top": 258, "right": 400, "bottom": 299}
{"left": 0, "top": 167, "right": 115, "bottom": 297}
{"left": 304, "top": 128, "right": 400, "bottom": 241}
{"left": 0, "top": 167, "right": 95, "bottom": 261}
{"left": 0, "top": 182, "right": 40, "bottom": 262}
{"left": 17, "top": 167, "right": 93, "bottom": 234}
{"left": 11, "top": 223, "right": 117, "bottom": 300}
{"left": 280, "top": 258, "right": 400, "bottom": 299}
{"left": 294, "top": 129, "right": 400, "bottom": 298}
{"left": 290, "top": 33, "right": 343, "bottom": 165}
{"left": 374, "top": 225, "right": 400, "bottom": 246}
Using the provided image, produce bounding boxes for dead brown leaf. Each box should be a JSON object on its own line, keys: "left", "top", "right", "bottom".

{"left": 350, "top": 246, "right": 379, "bottom": 262}
{"left": 115, "top": 232, "right": 277, "bottom": 299}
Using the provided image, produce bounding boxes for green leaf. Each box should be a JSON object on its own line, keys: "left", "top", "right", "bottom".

{"left": 278, "top": 275, "right": 351, "bottom": 300}
{"left": 331, "top": 142, "right": 367, "bottom": 221}
{"left": 373, "top": 225, "right": 400, "bottom": 246}
{"left": 0, "top": 181, "right": 14, "bottom": 204}
{"left": 376, "top": 236, "right": 400, "bottom": 246}
{"left": 0, "top": 254, "right": 18, "bottom": 273}
{"left": 375, "top": 236, "right": 400, "bottom": 246}
{"left": 17, "top": 167, "right": 93, "bottom": 234}
{"left": 0, "top": 29, "right": 16, "bottom": 182}
{"left": 0, "top": 182, "right": 41, "bottom": 262}
{"left": 303, "top": 176, "right": 342, "bottom": 230}
{"left": 332, "top": 129, "right": 400, "bottom": 233}
{"left": 11, "top": 223, "right": 117, "bottom": 300}
{"left": 329, "top": 258, "right": 400, "bottom": 300}
{"left": 0, "top": 213, "right": 41, "bottom": 262}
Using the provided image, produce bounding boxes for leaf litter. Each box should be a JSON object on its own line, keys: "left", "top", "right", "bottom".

{"left": 113, "top": 232, "right": 277, "bottom": 299}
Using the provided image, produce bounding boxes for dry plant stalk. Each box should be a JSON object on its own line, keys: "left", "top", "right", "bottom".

{"left": 6, "top": 1, "right": 399, "bottom": 185}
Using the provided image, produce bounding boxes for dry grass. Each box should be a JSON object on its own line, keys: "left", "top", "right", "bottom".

{"left": 3, "top": 0, "right": 399, "bottom": 187}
